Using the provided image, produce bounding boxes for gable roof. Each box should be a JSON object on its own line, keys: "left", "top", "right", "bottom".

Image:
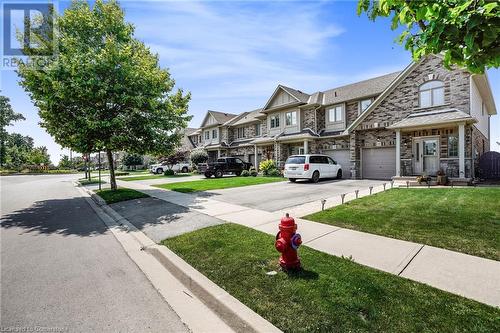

{"left": 200, "top": 110, "right": 238, "bottom": 127}
{"left": 322, "top": 71, "right": 401, "bottom": 106}
{"left": 262, "top": 84, "right": 310, "bottom": 111}
{"left": 227, "top": 108, "right": 263, "bottom": 126}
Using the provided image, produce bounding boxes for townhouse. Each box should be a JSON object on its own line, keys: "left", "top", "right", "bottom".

{"left": 188, "top": 55, "right": 496, "bottom": 180}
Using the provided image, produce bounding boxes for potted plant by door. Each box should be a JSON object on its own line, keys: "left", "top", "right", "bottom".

{"left": 436, "top": 169, "right": 447, "bottom": 185}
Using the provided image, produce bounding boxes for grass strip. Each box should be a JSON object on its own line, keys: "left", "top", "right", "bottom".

{"left": 164, "top": 224, "right": 500, "bottom": 333}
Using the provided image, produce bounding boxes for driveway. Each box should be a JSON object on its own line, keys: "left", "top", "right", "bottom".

{"left": 202, "top": 179, "right": 387, "bottom": 212}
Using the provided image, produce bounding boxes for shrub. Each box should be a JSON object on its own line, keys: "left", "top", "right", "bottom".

{"left": 240, "top": 170, "right": 250, "bottom": 177}
{"left": 115, "top": 171, "right": 130, "bottom": 176}
{"left": 259, "top": 159, "right": 276, "bottom": 176}
{"left": 249, "top": 168, "right": 258, "bottom": 177}
{"left": 164, "top": 169, "right": 175, "bottom": 176}
{"left": 190, "top": 149, "right": 209, "bottom": 165}
{"left": 266, "top": 169, "right": 282, "bottom": 177}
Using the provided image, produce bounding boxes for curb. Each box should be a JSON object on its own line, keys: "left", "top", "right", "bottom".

{"left": 78, "top": 183, "right": 282, "bottom": 333}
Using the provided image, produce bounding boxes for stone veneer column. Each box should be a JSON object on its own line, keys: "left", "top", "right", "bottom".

{"left": 395, "top": 129, "right": 401, "bottom": 177}
{"left": 349, "top": 131, "right": 361, "bottom": 179}
{"left": 459, "top": 123, "right": 465, "bottom": 178}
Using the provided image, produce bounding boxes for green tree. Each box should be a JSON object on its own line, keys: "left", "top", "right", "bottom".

{"left": 357, "top": 0, "right": 500, "bottom": 73}
{"left": 58, "top": 154, "right": 72, "bottom": 169}
{"left": 190, "top": 148, "right": 208, "bottom": 165}
{"left": 17, "top": 0, "right": 191, "bottom": 189}
{"left": 28, "top": 146, "right": 51, "bottom": 166}
{"left": 4, "top": 133, "right": 33, "bottom": 169}
{"left": 122, "top": 153, "right": 143, "bottom": 170}
{"left": 0, "top": 94, "right": 25, "bottom": 167}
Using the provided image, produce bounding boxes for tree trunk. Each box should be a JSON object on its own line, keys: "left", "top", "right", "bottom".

{"left": 107, "top": 149, "right": 117, "bottom": 190}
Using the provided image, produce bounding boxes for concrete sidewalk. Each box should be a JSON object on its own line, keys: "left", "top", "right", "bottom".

{"left": 117, "top": 179, "right": 500, "bottom": 307}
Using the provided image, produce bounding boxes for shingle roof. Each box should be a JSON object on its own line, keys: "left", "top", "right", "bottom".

{"left": 209, "top": 110, "right": 239, "bottom": 124}
{"left": 228, "top": 108, "right": 263, "bottom": 126}
{"left": 387, "top": 109, "right": 476, "bottom": 129}
{"left": 279, "top": 85, "right": 310, "bottom": 103}
{"left": 322, "top": 71, "right": 401, "bottom": 105}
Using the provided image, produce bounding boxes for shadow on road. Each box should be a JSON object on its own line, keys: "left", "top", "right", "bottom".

{"left": 1, "top": 197, "right": 108, "bottom": 237}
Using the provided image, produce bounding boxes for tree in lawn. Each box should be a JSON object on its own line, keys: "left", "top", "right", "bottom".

{"left": 357, "top": 0, "right": 499, "bottom": 73}
{"left": 189, "top": 148, "right": 208, "bottom": 166}
{"left": 122, "top": 153, "right": 143, "bottom": 170}
{"left": 163, "top": 150, "right": 188, "bottom": 172}
{"left": 1, "top": 94, "right": 25, "bottom": 167}
{"left": 17, "top": 0, "right": 191, "bottom": 190}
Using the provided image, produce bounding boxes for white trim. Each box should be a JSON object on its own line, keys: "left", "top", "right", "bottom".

{"left": 262, "top": 85, "right": 302, "bottom": 111}
{"left": 395, "top": 129, "right": 401, "bottom": 177}
{"left": 458, "top": 123, "right": 465, "bottom": 177}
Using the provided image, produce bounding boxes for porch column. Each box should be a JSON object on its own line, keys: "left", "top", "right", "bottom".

{"left": 254, "top": 145, "right": 258, "bottom": 169}
{"left": 395, "top": 129, "right": 401, "bottom": 177}
{"left": 459, "top": 123, "right": 465, "bottom": 178}
{"left": 217, "top": 149, "right": 220, "bottom": 158}
{"left": 303, "top": 140, "right": 309, "bottom": 154}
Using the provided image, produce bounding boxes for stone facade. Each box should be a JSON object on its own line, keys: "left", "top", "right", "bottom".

{"left": 186, "top": 55, "right": 491, "bottom": 178}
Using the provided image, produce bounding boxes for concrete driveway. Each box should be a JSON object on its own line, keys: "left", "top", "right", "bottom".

{"left": 202, "top": 178, "right": 387, "bottom": 212}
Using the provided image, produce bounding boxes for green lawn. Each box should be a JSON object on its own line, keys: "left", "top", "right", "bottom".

{"left": 305, "top": 188, "right": 500, "bottom": 260}
{"left": 155, "top": 176, "right": 285, "bottom": 193}
{"left": 164, "top": 224, "right": 499, "bottom": 333}
{"left": 118, "top": 173, "right": 193, "bottom": 181}
{"left": 96, "top": 188, "right": 149, "bottom": 204}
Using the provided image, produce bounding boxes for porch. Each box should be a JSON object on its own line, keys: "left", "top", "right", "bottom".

{"left": 389, "top": 109, "right": 477, "bottom": 179}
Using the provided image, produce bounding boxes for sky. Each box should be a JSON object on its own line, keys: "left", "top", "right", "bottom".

{"left": 1, "top": 0, "right": 499, "bottom": 164}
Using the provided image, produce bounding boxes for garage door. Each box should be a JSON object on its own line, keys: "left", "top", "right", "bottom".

{"left": 362, "top": 148, "right": 396, "bottom": 180}
{"left": 324, "top": 149, "right": 350, "bottom": 179}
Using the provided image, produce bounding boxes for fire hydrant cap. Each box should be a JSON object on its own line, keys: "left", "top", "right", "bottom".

{"left": 280, "top": 214, "right": 295, "bottom": 227}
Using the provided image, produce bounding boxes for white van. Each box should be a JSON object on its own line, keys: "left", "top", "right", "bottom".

{"left": 284, "top": 154, "right": 342, "bottom": 183}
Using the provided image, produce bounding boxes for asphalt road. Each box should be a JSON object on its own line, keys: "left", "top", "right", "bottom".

{"left": 203, "top": 178, "right": 386, "bottom": 212}
{"left": 0, "top": 174, "right": 188, "bottom": 332}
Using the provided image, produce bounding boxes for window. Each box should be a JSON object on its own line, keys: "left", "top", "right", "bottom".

{"left": 327, "top": 157, "right": 337, "bottom": 165}
{"left": 359, "top": 99, "right": 372, "bottom": 114}
{"left": 328, "top": 105, "right": 343, "bottom": 122}
{"left": 270, "top": 115, "right": 280, "bottom": 128}
{"left": 255, "top": 123, "right": 261, "bottom": 136}
{"left": 285, "top": 156, "right": 306, "bottom": 164}
{"left": 285, "top": 111, "right": 297, "bottom": 126}
{"left": 419, "top": 80, "right": 444, "bottom": 107}
{"left": 237, "top": 127, "right": 245, "bottom": 139}
{"left": 212, "top": 129, "right": 217, "bottom": 139}
{"left": 448, "top": 135, "right": 458, "bottom": 157}
{"left": 204, "top": 131, "right": 210, "bottom": 140}
{"left": 424, "top": 140, "right": 437, "bottom": 156}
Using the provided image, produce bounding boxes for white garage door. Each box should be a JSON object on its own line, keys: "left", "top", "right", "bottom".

{"left": 362, "top": 148, "right": 396, "bottom": 180}
{"left": 324, "top": 149, "right": 350, "bottom": 179}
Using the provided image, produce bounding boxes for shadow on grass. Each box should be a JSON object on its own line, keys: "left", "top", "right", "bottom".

{"left": 285, "top": 268, "right": 319, "bottom": 280}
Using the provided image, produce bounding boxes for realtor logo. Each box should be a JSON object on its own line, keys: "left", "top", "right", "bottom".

{"left": 1, "top": 1, "right": 57, "bottom": 69}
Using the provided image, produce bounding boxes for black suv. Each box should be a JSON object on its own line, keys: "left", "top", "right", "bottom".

{"left": 204, "top": 157, "right": 252, "bottom": 178}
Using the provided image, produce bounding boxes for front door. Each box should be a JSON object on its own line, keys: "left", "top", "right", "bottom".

{"left": 413, "top": 138, "right": 439, "bottom": 175}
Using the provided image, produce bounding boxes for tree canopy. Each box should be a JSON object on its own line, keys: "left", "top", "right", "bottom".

{"left": 17, "top": 0, "right": 191, "bottom": 189}
{"left": 1, "top": 94, "right": 25, "bottom": 167}
{"left": 357, "top": 0, "right": 500, "bottom": 73}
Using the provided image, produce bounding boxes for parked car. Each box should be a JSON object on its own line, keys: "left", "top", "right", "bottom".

{"left": 150, "top": 162, "right": 191, "bottom": 174}
{"left": 284, "top": 154, "right": 342, "bottom": 183}
{"left": 204, "top": 157, "right": 252, "bottom": 178}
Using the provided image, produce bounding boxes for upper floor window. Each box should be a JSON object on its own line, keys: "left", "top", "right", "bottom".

{"left": 328, "top": 105, "right": 343, "bottom": 123}
{"left": 270, "top": 115, "right": 280, "bottom": 128}
{"left": 204, "top": 131, "right": 210, "bottom": 140}
{"left": 237, "top": 127, "right": 245, "bottom": 139}
{"left": 212, "top": 129, "right": 218, "bottom": 139}
{"left": 419, "top": 80, "right": 444, "bottom": 108}
{"left": 359, "top": 99, "right": 372, "bottom": 114}
{"left": 255, "top": 123, "right": 261, "bottom": 136}
{"left": 285, "top": 111, "right": 297, "bottom": 126}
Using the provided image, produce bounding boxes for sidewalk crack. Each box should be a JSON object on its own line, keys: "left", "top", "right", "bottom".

{"left": 397, "top": 244, "right": 425, "bottom": 276}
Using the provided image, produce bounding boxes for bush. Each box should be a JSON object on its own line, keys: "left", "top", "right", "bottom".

{"left": 259, "top": 159, "right": 276, "bottom": 176}
{"left": 240, "top": 170, "right": 250, "bottom": 177}
{"left": 115, "top": 171, "right": 130, "bottom": 176}
{"left": 249, "top": 168, "right": 258, "bottom": 177}
{"left": 266, "top": 169, "right": 282, "bottom": 177}
{"left": 164, "top": 169, "right": 175, "bottom": 176}
{"left": 190, "top": 148, "right": 209, "bottom": 165}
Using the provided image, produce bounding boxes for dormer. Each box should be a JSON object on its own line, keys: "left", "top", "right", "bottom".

{"left": 261, "top": 85, "right": 310, "bottom": 113}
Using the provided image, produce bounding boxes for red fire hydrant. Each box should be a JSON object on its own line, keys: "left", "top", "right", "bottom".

{"left": 275, "top": 213, "right": 302, "bottom": 270}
